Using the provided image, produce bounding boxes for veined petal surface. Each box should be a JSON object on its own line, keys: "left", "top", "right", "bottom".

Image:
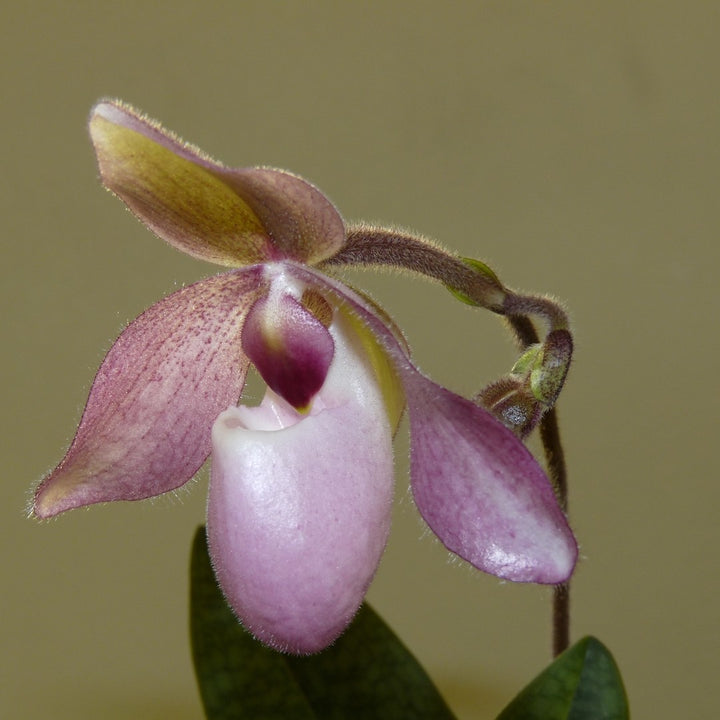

{"left": 34, "top": 268, "right": 264, "bottom": 518}
{"left": 403, "top": 373, "right": 576, "bottom": 584}
{"left": 90, "top": 101, "right": 346, "bottom": 266}
{"left": 287, "top": 264, "right": 577, "bottom": 584}
{"left": 207, "top": 310, "right": 394, "bottom": 654}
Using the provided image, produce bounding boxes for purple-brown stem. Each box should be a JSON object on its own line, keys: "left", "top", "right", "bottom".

{"left": 508, "top": 315, "right": 570, "bottom": 656}
{"left": 324, "top": 225, "right": 507, "bottom": 311}
{"left": 327, "top": 225, "right": 571, "bottom": 334}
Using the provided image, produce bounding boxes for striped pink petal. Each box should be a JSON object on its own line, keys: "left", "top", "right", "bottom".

{"left": 34, "top": 268, "right": 263, "bottom": 518}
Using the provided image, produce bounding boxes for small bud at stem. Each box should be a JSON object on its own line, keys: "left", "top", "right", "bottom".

{"left": 324, "top": 225, "right": 507, "bottom": 311}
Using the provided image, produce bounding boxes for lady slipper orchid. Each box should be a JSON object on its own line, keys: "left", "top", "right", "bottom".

{"left": 33, "top": 100, "right": 577, "bottom": 654}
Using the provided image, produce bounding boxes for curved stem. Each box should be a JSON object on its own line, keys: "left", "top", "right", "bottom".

{"left": 508, "top": 315, "right": 570, "bottom": 656}
{"left": 506, "top": 314, "right": 540, "bottom": 348}
{"left": 324, "top": 225, "right": 507, "bottom": 312}
{"left": 326, "top": 225, "right": 571, "bottom": 332}
{"left": 503, "top": 291, "right": 570, "bottom": 333}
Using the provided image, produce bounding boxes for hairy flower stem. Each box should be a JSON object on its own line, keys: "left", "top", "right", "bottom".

{"left": 325, "top": 225, "right": 507, "bottom": 311}
{"left": 508, "top": 314, "right": 570, "bottom": 656}
{"left": 541, "top": 408, "right": 570, "bottom": 657}
{"left": 327, "top": 225, "right": 571, "bottom": 334}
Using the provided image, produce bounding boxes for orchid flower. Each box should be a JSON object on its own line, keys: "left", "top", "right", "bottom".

{"left": 33, "top": 101, "right": 577, "bottom": 654}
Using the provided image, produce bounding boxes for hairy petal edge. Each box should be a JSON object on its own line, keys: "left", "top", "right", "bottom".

{"left": 34, "top": 268, "right": 264, "bottom": 518}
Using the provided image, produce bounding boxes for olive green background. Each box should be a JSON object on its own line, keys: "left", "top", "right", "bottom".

{"left": 3, "top": 2, "right": 718, "bottom": 718}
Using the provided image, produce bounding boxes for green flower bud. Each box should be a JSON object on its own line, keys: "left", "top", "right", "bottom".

{"left": 445, "top": 257, "right": 506, "bottom": 310}
{"left": 529, "top": 330, "right": 573, "bottom": 406}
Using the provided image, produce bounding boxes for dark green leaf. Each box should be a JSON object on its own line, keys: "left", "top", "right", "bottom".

{"left": 190, "top": 526, "right": 456, "bottom": 720}
{"left": 496, "top": 636, "right": 629, "bottom": 720}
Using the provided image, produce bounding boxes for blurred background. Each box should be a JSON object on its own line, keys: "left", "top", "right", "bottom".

{"left": 2, "top": 2, "right": 718, "bottom": 718}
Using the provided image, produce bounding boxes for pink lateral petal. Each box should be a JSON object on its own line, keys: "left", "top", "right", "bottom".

{"left": 241, "top": 289, "right": 334, "bottom": 410}
{"left": 34, "top": 268, "right": 265, "bottom": 518}
{"left": 402, "top": 372, "right": 577, "bottom": 584}
{"left": 286, "top": 264, "right": 577, "bottom": 584}
{"left": 208, "top": 311, "right": 394, "bottom": 653}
